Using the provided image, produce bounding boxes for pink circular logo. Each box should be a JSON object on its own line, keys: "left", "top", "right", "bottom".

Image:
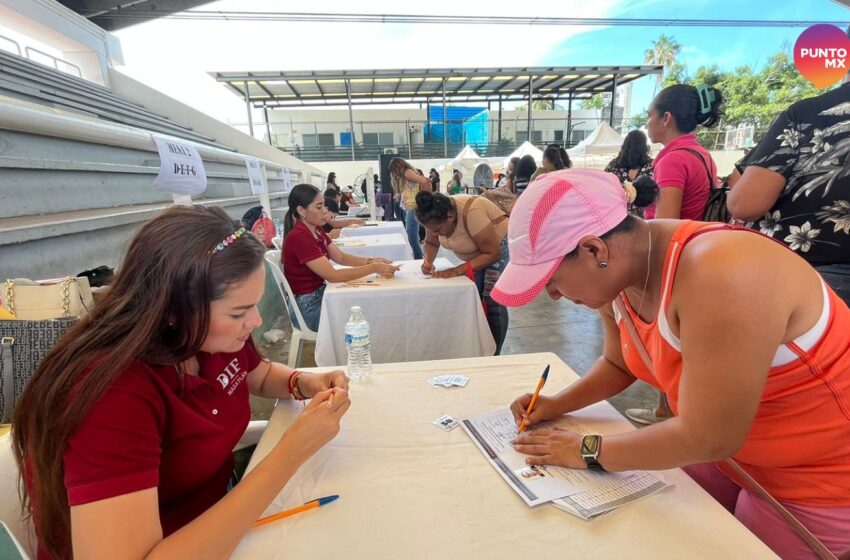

{"left": 794, "top": 24, "right": 850, "bottom": 88}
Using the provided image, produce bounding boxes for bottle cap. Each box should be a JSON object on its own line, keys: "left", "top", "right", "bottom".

{"left": 351, "top": 305, "right": 361, "bottom": 313}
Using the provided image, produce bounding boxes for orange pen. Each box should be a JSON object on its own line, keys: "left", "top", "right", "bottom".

{"left": 517, "top": 365, "right": 550, "bottom": 433}
{"left": 252, "top": 495, "right": 339, "bottom": 529}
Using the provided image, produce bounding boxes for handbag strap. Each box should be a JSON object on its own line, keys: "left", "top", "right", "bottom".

{"left": 1, "top": 337, "right": 14, "bottom": 423}
{"left": 3, "top": 280, "right": 15, "bottom": 317}
{"left": 460, "top": 197, "right": 507, "bottom": 235}
{"left": 673, "top": 147, "right": 716, "bottom": 190}
{"left": 612, "top": 295, "right": 838, "bottom": 560}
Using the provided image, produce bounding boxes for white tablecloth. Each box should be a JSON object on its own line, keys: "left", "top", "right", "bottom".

{"left": 341, "top": 221, "right": 406, "bottom": 238}
{"left": 333, "top": 234, "right": 413, "bottom": 262}
{"left": 314, "top": 258, "right": 496, "bottom": 367}
{"left": 344, "top": 206, "right": 383, "bottom": 218}
{"left": 235, "top": 353, "right": 777, "bottom": 560}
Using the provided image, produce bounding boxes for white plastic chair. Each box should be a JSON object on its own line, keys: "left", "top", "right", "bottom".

{"left": 271, "top": 236, "right": 282, "bottom": 250}
{"left": 0, "top": 434, "right": 34, "bottom": 559}
{"left": 264, "top": 250, "right": 318, "bottom": 368}
{"left": 233, "top": 420, "right": 268, "bottom": 452}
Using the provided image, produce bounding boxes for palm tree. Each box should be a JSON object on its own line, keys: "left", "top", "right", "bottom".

{"left": 645, "top": 34, "right": 682, "bottom": 97}
{"left": 516, "top": 99, "right": 564, "bottom": 111}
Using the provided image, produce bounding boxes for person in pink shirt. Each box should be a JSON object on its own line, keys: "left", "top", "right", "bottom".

{"left": 630, "top": 83, "right": 724, "bottom": 425}
{"left": 644, "top": 84, "right": 723, "bottom": 221}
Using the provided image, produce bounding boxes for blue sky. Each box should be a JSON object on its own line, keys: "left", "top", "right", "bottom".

{"left": 544, "top": 0, "right": 849, "bottom": 113}
{"left": 108, "top": 0, "right": 849, "bottom": 126}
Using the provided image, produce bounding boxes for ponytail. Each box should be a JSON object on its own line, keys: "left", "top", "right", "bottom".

{"left": 283, "top": 183, "right": 321, "bottom": 237}
{"left": 653, "top": 84, "right": 723, "bottom": 133}
{"left": 624, "top": 175, "right": 660, "bottom": 208}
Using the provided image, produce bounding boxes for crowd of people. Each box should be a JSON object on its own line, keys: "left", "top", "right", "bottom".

{"left": 10, "top": 78, "right": 850, "bottom": 560}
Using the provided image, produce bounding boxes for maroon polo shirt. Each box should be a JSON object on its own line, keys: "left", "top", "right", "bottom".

{"left": 283, "top": 220, "right": 332, "bottom": 295}
{"left": 59, "top": 339, "right": 261, "bottom": 547}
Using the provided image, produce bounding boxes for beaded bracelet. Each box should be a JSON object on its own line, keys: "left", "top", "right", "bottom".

{"left": 288, "top": 370, "right": 307, "bottom": 400}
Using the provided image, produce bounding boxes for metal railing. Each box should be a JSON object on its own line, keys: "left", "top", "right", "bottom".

{"left": 24, "top": 46, "right": 82, "bottom": 78}
{"left": 278, "top": 140, "right": 577, "bottom": 162}
{"left": 0, "top": 33, "right": 21, "bottom": 56}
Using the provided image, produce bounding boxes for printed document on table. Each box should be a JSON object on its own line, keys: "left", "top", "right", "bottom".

{"left": 462, "top": 409, "right": 668, "bottom": 510}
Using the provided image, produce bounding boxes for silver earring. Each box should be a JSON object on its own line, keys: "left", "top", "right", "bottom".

{"left": 598, "top": 262, "right": 608, "bottom": 269}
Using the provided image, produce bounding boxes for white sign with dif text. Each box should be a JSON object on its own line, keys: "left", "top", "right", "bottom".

{"left": 245, "top": 158, "right": 266, "bottom": 195}
{"left": 151, "top": 136, "right": 207, "bottom": 196}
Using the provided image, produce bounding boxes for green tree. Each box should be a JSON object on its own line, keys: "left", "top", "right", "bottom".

{"left": 516, "top": 99, "right": 564, "bottom": 111}
{"left": 659, "top": 47, "right": 828, "bottom": 148}
{"left": 628, "top": 110, "right": 649, "bottom": 129}
{"left": 645, "top": 34, "right": 683, "bottom": 96}
{"left": 579, "top": 94, "right": 605, "bottom": 110}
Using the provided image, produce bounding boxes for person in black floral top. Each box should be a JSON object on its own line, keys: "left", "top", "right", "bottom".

{"left": 728, "top": 80, "right": 850, "bottom": 305}
{"left": 605, "top": 130, "right": 656, "bottom": 217}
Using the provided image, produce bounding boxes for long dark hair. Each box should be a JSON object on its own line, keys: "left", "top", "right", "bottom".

{"left": 615, "top": 130, "right": 652, "bottom": 170}
{"left": 515, "top": 154, "right": 537, "bottom": 181}
{"left": 653, "top": 84, "right": 724, "bottom": 132}
{"left": 507, "top": 156, "right": 521, "bottom": 179}
{"left": 12, "top": 205, "right": 266, "bottom": 559}
{"left": 284, "top": 184, "right": 321, "bottom": 236}
{"left": 543, "top": 145, "right": 565, "bottom": 170}
{"left": 414, "top": 190, "right": 453, "bottom": 225}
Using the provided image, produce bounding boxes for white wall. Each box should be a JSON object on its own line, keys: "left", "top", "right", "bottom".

{"left": 109, "top": 69, "right": 325, "bottom": 186}
{"left": 268, "top": 106, "right": 605, "bottom": 148}
{"left": 0, "top": 0, "right": 122, "bottom": 85}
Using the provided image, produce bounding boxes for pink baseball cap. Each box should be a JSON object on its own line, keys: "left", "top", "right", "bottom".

{"left": 491, "top": 168, "right": 628, "bottom": 307}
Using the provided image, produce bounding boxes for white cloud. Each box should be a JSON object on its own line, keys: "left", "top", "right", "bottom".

{"left": 113, "top": 0, "right": 626, "bottom": 124}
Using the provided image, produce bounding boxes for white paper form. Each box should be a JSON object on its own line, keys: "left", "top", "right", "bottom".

{"left": 462, "top": 409, "right": 668, "bottom": 511}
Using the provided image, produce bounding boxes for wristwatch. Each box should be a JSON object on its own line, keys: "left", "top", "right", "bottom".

{"left": 580, "top": 434, "right": 605, "bottom": 471}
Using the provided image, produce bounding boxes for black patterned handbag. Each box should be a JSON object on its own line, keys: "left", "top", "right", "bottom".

{"left": 0, "top": 317, "right": 77, "bottom": 423}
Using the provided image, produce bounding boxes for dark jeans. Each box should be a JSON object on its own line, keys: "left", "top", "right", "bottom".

{"left": 816, "top": 263, "right": 850, "bottom": 308}
{"left": 473, "top": 237, "right": 510, "bottom": 355}
{"left": 393, "top": 200, "right": 405, "bottom": 222}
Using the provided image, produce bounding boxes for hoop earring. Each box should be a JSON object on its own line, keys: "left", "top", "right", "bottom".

{"left": 598, "top": 262, "right": 608, "bottom": 269}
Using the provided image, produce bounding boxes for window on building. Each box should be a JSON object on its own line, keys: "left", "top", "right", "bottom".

{"left": 554, "top": 130, "right": 564, "bottom": 143}
{"left": 516, "top": 130, "right": 543, "bottom": 143}
{"left": 363, "top": 132, "right": 395, "bottom": 146}
{"left": 302, "top": 133, "right": 335, "bottom": 147}
{"left": 570, "top": 129, "right": 590, "bottom": 144}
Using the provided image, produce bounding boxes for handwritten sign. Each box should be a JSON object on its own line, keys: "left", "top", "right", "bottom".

{"left": 151, "top": 136, "right": 207, "bottom": 196}
{"left": 245, "top": 158, "right": 266, "bottom": 194}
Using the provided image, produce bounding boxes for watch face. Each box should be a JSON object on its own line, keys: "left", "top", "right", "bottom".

{"left": 581, "top": 435, "right": 600, "bottom": 456}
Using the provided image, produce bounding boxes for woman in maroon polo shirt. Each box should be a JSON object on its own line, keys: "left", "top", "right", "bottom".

{"left": 12, "top": 206, "right": 351, "bottom": 560}
{"left": 283, "top": 184, "right": 399, "bottom": 332}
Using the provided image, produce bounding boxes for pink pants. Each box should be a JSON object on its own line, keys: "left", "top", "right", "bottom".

{"left": 683, "top": 463, "right": 850, "bottom": 559}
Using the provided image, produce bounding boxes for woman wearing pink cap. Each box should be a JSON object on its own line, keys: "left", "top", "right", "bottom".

{"left": 497, "top": 169, "right": 850, "bottom": 560}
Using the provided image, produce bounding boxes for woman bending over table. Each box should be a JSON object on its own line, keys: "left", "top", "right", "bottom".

{"left": 13, "top": 205, "right": 351, "bottom": 560}
{"left": 283, "top": 184, "right": 398, "bottom": 331}
{"left": 496, "top": 169, "right": 850, "bottom": 560}
{"left": 416, "top": 190, "right": 510, "bottom": 354}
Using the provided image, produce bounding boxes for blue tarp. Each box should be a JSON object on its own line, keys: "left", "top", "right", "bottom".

{"left": 426, "top": 106, "right": 489, "bottom": 145}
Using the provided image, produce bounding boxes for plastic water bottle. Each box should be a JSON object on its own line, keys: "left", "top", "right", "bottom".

{"left": 345, "top": 306, "right": 373, "bottom": 381}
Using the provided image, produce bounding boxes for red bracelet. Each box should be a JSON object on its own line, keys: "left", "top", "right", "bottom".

{"left": 288, "top": 371, "right": 307, "bottom": 400}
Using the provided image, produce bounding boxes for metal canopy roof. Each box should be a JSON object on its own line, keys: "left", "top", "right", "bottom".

{"left": 211, "top": 66, "right": 663, "bottom": 108}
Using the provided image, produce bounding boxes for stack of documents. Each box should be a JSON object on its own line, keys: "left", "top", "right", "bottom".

{"left": 462, "top": 409, "right": 669, "bottom": 519}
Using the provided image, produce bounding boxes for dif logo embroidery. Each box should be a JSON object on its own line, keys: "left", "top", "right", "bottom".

{"left": 794, "top": 24, "right": 850, "bottom": 88}
{"left": 217, "top": 358, "right": 246, "bottom": 395}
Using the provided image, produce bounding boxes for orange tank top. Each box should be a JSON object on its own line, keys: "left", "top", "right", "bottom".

{"left": 617, "top": 220, "right": 850, "bottom": 507}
